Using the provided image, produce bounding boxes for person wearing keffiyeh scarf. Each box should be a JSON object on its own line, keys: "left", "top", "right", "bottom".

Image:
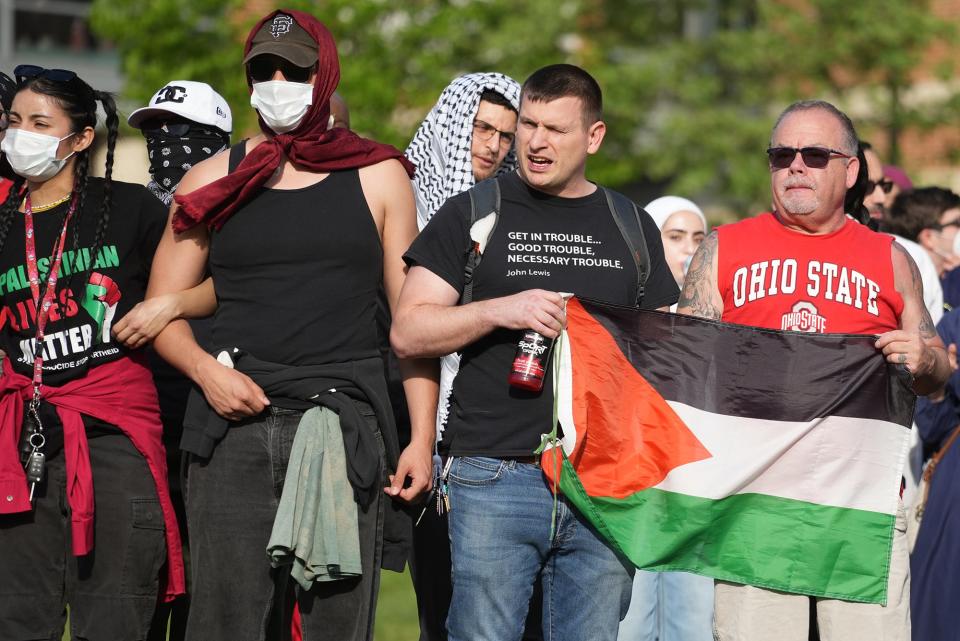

{"left": 405, "top": 72, "right": 521, "bottom": 229}
{"left": 403, "top": 71, "right": 522, "bottom": 641}
{"left": 404, "top": 72, "right": 521, "bottom": 439}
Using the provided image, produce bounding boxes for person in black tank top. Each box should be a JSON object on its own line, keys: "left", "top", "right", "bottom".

{"left": 209, "top": 149, "right": 382, "bottom": 366}
{"left": 142, "top": 11, "right": 437, "bottom": 641}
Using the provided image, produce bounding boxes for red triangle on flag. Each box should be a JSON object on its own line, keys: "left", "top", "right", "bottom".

{"left": 543, "top": 299, "right": 711, "bottom": 499}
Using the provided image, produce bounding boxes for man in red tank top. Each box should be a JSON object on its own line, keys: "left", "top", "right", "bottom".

{"left": 678, "top": 100, "right": 950, "bottom": 641}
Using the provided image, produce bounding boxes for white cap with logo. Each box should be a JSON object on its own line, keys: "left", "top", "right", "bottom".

{"left": 128, "top": 80, "right": 232, "bottom": 133}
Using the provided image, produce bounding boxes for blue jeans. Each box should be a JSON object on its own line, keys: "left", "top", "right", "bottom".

{"left": 446, "top": 456, "right": 634, "bottom": 641}
{"left": 617, "top": 570, "right": 714, "bottom": 641}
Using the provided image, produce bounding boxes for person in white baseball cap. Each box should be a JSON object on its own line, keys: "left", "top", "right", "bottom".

{"left": 127, "top": 81, "right": 231, "bottom": 641}
{"left": 128, "top": 81, "right": 232, "bottom": 205}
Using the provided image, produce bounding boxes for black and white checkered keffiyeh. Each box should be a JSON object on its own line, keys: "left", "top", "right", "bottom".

{"left": 405, "top": 73, "right": 521, "bottom": 438}
{"left": 405, "top": 72, "right": 521, "bottom": 230}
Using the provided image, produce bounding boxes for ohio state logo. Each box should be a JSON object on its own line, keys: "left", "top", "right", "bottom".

{"left": 781, "top": 301, "right": 826, "bottom": 333}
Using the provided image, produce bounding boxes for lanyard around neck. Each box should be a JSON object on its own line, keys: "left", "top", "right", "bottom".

{"left": 23, "top": 191, "right": 78, "bottom": 399}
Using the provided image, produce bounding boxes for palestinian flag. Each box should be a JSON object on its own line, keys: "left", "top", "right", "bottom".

{"left": 541, "top": 298, "right": 914, "bottom": 605}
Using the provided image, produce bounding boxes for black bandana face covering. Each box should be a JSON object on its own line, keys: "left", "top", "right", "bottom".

{"left": 146, "top": 125, "right": 227, "bottom": 201}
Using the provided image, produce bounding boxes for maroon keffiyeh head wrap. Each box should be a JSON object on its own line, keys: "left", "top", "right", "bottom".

{"left": 172, "top": 9, "right": 415, "bottom": 233}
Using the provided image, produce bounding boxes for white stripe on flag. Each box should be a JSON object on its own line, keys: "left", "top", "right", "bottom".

{"left": 556, "top": 330, "right": 576, "bottom": 454}
{"left": 655, "top": 402, "right": 909, "bottom": 516}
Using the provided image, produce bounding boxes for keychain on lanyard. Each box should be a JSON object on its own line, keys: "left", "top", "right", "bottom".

{"left": 17, "top": 191, "right": 78, "bottom": 502}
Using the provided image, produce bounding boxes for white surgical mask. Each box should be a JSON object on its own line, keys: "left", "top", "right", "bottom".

{"left": 0, "top": 128, "right": 76, "bottom": 181}
{"left": 952, "top": 230, "right": 960, "bottom": 257}
{"left": 250, "top": 81, "right": 313, "bottom": 134}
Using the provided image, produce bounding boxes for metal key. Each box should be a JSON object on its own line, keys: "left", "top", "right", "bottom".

{"left": 26, "top": 449, "right": 45, "bottom": 501}
{"left": 414, "top": 485, "right": 438, "bottom": 527}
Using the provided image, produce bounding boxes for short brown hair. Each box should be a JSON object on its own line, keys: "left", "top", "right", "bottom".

{"left": 521, "top": 64, "right": 602, "bottom": 125}
{"left": 887, "top": 186, "right": 960, "bottom": 241}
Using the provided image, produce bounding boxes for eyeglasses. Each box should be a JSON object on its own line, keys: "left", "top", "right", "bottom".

{"left": 473, "top": 119, "right": 515, "bottom": 147}
{"left": 934, "top": 220, "right": 960, "bottom": 232}
{"left": 14, "top": 64, "right": 77, "bottom": 84}
{"left": 140, "top": 117, "right": 193, "bottom": 137}
{"left": 866, "top": 178, "right": 894, "bottom": 194}
{"left": 247, "top": 57, "right": 315, "bottom": 84}
{"left": 766, "top": 146, "right": 852, "bottom": 170}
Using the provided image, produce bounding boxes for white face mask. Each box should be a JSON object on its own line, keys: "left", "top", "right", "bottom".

{"left": 250, "top": 81, "right": 313, "bottom": 134}
{"left": 952, "top": 229, "right": 960, "bottom": 257}
{"left": 0, "top": 128, "right": 76, "bottom": 181}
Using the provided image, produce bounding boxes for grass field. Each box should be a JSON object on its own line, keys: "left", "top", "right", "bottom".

{"left": 374, "top": 568, "right": 420, "bottom": 641}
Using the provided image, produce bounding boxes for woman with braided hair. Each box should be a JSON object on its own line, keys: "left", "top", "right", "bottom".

{"left": 0, "top": 66, "right": 184, "bottom": 639}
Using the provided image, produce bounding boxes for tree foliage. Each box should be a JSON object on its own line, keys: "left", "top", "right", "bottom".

{"left": 89, "top": 0, "right": 248, "bottom": 127}
{"left": 90, "top": 0, "right": 957, "bottom": 216}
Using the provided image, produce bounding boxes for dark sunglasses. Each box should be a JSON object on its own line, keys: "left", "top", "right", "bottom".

{"left": 866, "top": 178, "right": 894, "bottom": 194}
{"left": 14, "top": 64, "right": 77, "bottom": 84}
{"left": 766, "top": 146, "right": 852, "bottom": 170}
{"left": 247, "top": 57, "right": 315, "bottom": 84}
{"left": 140, "top": 117, "right": 192, "bottom": 137}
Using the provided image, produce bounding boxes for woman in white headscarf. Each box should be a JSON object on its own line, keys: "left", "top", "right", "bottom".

{"left": 645, "top": 196, "right": 708, "bottom": 293}
{"left": 618, "top": 196, "right": 713, "bottom": 641}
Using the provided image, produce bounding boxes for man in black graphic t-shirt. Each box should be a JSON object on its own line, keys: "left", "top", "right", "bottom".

{"left": 393, "top": 65, "right": 678, "bottom": 641}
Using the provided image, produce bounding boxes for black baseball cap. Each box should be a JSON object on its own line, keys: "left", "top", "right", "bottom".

{"left": 243, "top": 13, "right": 317, "bottom": 68}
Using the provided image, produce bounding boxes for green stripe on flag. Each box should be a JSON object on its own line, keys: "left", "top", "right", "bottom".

{"left": 557, "top": 456, "right": 895, "bottom": 605}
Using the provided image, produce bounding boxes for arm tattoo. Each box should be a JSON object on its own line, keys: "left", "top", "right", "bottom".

{"left": 893, "top": 241, "right": 937, "bottom": 339}
{"left": 918, "top": 302, "right": 937, "bottom": 340}
{"left": 677, "top": 231, "right": 722, "bottom": 320}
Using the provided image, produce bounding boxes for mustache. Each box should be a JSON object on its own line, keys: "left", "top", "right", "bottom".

{"left": 783, "top": 178, "right": 816, "bottom": 190}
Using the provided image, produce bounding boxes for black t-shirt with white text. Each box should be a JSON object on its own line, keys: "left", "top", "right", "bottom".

{"left": 0, "top": 178, "right": 167, "bottom": 387}
{"left": 404, "top": 171, "right": 678, "bottom": 457}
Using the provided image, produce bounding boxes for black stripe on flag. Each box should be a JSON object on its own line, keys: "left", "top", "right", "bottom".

{"left": 579, "top": 300, "right": 915, "bottom": 427}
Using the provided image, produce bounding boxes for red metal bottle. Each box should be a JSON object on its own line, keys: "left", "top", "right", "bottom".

{"left": 508, "top": 330, "right": 554, "bottom": 392}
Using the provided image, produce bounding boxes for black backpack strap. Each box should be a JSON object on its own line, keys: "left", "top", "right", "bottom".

{"left": 601, "top": 187, "right": 650, "bottom": 306}
{"left": 227, "top": 141, "right": 247, "bottom": 174}
{"left": 460, "top": 178, "right": 501, "bottom": 305}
